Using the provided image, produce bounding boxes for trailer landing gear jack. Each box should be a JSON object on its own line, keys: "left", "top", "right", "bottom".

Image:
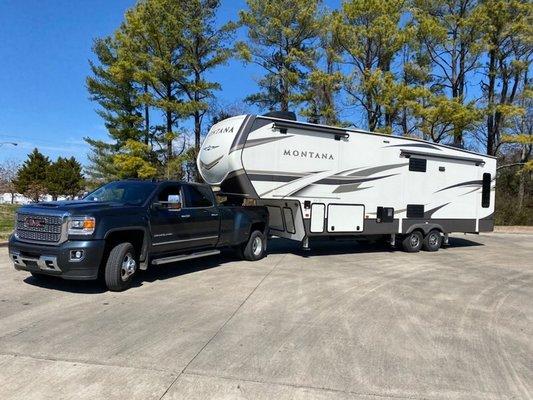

{"left": 302, "top": 236, "right": 310, "bottom": 251}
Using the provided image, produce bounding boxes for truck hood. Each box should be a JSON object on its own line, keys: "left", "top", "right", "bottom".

{"left": 17, "top": 200, "right": 143, "bottom": 216}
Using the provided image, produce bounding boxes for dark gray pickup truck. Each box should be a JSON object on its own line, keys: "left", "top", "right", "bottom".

{"left": 8, "top": 180, "right": 269, "bottom": 291}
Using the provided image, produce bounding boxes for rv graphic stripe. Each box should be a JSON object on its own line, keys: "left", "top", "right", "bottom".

{"left": 316, "top": 173, "right": 400, "bottom": 186}
{"left": 435, "top": 180, "right": 483, "bottom": 193}
{"left": 199, "top": 155, "right": 223, "bottom": 170}
{"left": 423, "top": 202, "right": 451, "bottom": 218}
{"left": 244, "top": 136, "right": 293, "bottom": 149}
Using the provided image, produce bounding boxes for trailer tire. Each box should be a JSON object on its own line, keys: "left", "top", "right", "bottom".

{"left": 240, "top": 230, "right": 266, "bottom": 261}
{"left": 401, "top": 231, "right": 423, "bottom": 252}
{"left": 422, "top": 230, "right": 442, "bottom": 252}
{"left": 104, "top": 242, "right": 137, "bottom": 292}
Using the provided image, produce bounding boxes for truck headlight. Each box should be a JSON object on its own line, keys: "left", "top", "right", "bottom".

{"left": 68, "top": 217, "right": 96, "bottom": 235}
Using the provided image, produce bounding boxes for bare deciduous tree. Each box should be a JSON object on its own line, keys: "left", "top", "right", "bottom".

{"left": 0, "top": 160, "right": 20, "bottom": 204}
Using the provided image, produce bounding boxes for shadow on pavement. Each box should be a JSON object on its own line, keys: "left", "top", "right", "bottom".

{"left": 21, "top": 235, "right": 483, "bottom": 293}
{"left": 23, "top": 275, "right": 107, "bottom": 294}
{"left": 267, "top": 235, "right": 484, "bottom": 257}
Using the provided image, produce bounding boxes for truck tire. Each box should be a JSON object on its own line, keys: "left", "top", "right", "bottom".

{"left": 422, "top": 229, "right": 442, "bottom": 252}
{"left": 401, "top": 231, "right": 423, "bottom": 253}
{"left": 104, "top": 242, "right": 137, "bottom": 291}
{"left": 240, "top": 230, "right": 266, "bottom": 261}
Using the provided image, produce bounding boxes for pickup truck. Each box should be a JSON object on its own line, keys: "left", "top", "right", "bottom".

{"left": 8, "top": 180, "right": 269, "bottom": 291}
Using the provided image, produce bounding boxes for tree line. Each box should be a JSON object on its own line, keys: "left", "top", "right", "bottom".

{"left": 2, "top": 0, "right": 529, "bottom": 222}
{"left": 0, "top": 150, "right": 84, "bottom": 202}
{"left": 85, "top": 0, "right": 531, "bottom": 222}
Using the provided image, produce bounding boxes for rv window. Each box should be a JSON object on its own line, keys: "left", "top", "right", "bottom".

{"left": 406, "top": 204, "right": 424, "bottom": 218}
{"left": 409, "top": 157, "right": 427, "bottom": 172}
{"left": 482, "top": 173, "right": 491, "bottom": 208}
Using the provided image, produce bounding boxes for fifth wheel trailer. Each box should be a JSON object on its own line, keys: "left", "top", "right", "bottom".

{"left": 197, "top": 113, "right": 496, "bottom": 252}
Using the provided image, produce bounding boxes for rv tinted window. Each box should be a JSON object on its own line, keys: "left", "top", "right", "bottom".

{"left": 409, "top": 157, "right": 427, "bottom": 172}
{"left": 406, "top": 204, "right": 424, "bottom": 218}
{"left": 482, "top": 173, "right": 491, "bottom": 208}
{"left": 184, "top": 186, "right": 213, "bottom": 208}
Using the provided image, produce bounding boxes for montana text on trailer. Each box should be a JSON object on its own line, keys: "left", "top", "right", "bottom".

{"left": 198, "top": 113, "right": 496, "bottom": 252}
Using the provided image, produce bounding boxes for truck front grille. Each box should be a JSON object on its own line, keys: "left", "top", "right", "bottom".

{"left": 16, "top": 214, "right": 63, "bottom": 244}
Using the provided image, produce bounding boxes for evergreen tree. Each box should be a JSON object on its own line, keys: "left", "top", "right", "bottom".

{"left": 177, "top": 0, "right": 235, "bottom": 150}
{"left": 335, "top": 0, "right": 409, "bottom": 132}
{"left": 479, "top": 0, "right": 532, "bottom": 155}
{"left": 300, "top": 12, "right": 343, "bottom": 125}
{"left": 47, "top": 157, "right": 85, "bottom": 200}
{"left": 116, "top": 0, "right": 188, "bottom": 163}
{"left": 238, "top": 0, "right": 322, "bottom": 112}
{"left": 113, "top": 140, "right": 158, "bottom": 179}
{"left": 411, "top": 0, "right": 486, "bottom": 146}
{"left": 14, "top": 149, "right": 50, "bottom": 202}
{"left": 86, "top": 36, "right": 147, "bottom": 181}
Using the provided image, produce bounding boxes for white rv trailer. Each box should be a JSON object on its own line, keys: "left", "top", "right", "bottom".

{"left": 197, "top": 114, "right": 496, "bottom": 251}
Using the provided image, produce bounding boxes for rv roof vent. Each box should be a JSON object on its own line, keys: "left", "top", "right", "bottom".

{"left": 263, "top": 111, "right": 297, "bottom": 121}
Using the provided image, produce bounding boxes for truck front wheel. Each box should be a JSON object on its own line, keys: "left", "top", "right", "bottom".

{"left": 104, "top": 242, "right": 138, "bottom": 291}
{"left": 239, "top": 230, "right": 266, "bottom": 261}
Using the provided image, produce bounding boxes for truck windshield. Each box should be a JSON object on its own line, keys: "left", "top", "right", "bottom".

{"left": 84, "top": 181, "right": 157, "bottom": 205}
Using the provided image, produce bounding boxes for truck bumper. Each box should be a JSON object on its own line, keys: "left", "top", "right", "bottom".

{"left": 8, "top": 236, "right": 106, "bottom": 280}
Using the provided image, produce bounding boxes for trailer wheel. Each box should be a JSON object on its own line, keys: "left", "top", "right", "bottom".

{"left": 104, "top": 242, "right": 137, "bottom": 291}
{"left": 401, "top": 231, "right": 423, "bottom": 252}
{"left": 422, "top": 230, "right": 442, "bottom": 252}
{"left": 240, "top": 230, "right": 266, "bottom": 261}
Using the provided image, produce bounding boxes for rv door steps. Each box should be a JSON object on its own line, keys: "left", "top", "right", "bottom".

{"left": 152, "top": 249, "right": 221, "bottom": 266}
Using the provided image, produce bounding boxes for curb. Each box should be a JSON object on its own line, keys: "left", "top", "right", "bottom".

{"left": 0, "top": 242, "right": 8, "bottom": 248}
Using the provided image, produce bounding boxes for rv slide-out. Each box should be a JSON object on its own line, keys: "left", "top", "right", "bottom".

{"left": 198, "top": 114, "right": 496, "bottom": 248}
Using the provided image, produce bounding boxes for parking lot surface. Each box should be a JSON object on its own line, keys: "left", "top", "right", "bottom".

{"left": 0, "top": 233, "right": 531, "bottom": 400}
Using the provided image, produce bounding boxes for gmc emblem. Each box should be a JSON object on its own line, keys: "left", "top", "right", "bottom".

{"left": 25, "top": 217, "right": 45, "bottom": 228}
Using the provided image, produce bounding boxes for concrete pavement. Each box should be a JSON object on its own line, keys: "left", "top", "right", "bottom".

{"left": 0, "top": 233, "right": 531, "bottom": 399}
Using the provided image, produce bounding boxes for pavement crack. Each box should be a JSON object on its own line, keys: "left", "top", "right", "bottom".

{"left": 182, "top": 370, "right": 430, "bottom": 400}
{"left": 0, "top": 351, "right": 173, "bottom": 374}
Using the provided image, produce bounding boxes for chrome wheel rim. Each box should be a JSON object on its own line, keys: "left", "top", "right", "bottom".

{"left": 121, "top": 253, "right": 136, "bottom": 281}
{"left": 428, "top": 233, "right": 439, "bottom": 246}
{"left": 410, "top": 234, "right": 420, "bottom": 248}
{"left": 252, "top": 236, "right": 263, "bottom": 256}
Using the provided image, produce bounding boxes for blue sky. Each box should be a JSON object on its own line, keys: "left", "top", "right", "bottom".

{"left": 0, "top": 0, "right": 485, "bottom": 167}
{"left": 0, "top": 0, "right": 339, "bottom": 166}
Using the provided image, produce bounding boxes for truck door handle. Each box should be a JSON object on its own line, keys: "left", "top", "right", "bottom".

{"left": 181, "top": 214, "right": 191, "bottom": 218}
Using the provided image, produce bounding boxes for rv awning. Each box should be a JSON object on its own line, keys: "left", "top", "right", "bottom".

{"left": 400, "top": 149, "right": 485, "bottom": 166}
{"left": 271, "top": 120, "right": 349, "bottom": 139}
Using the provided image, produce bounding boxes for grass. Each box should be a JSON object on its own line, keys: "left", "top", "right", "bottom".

{"left": 0, "top": 204, "right": 18, "bottom": 241}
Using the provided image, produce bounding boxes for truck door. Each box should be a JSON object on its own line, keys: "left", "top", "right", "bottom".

{"left": 181, "top": 185, "right": 220, "bottom": 248}
{"left": 150, "top": 183, "right": 195, "bottom": 253}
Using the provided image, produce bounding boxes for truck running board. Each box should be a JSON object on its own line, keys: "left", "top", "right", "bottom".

{"left": 151, "top": 249, "right": 221, "bottom": 266}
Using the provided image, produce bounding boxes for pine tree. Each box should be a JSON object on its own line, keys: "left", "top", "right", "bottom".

{"left": 47, "top": 157, "right": 85, "bottom": 200}
{"left": 177, "top": 0, "right": 235, "bottom": 150}
{"left": 479, "top": 0, "right": 532, "bottom": 155}
{"left": 116, "top": 0, "right": 188, "bottom": 164}
{"left": 411, "top": 0, "right": 486, "bottom": 146}
{"left": 334, "top": 0, "right": 409, "bottom": 132}
{"left": 300, "top": 12, "right": 343, "bottom": 125}
{"left": 14, "top": 149, "right": 50, "bottom": 202}
{"left": 86, "top": 36, "right": 147, "bottom": 181}
{"left": 238, "top": 0, "right": 322, "bottom": 112}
